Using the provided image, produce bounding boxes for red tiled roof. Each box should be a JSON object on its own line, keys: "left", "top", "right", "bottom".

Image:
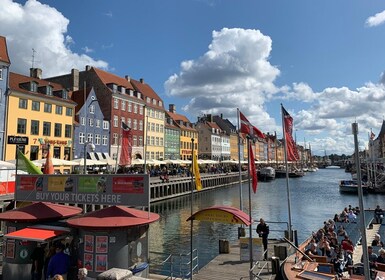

{"left": 0, "top": 36, "right": 10, "bottom": 64}
{"left": 130, "top": 78, "right": 164, "bottom": 110}
{"left": 9, "top": 72, "right": 76, "bottom": 104}
{"left": 206, "top": 121, "right": 221, "bottom": 130}
{"left": 92, "top": 67, "right": 135, "bottom": 90}
{"left": 0, "top": 202, "right": 82, "bottom": 222}
{"left": 167, "top": 111, "right": 196, "bottom": 131}
{"left": 66, "top": 206, "right": 159, "bottom": 229}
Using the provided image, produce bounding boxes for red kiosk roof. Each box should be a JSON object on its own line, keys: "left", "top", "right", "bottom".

{"left": 0, "top": 202, "right": 82, "bottom": 222}
{"left": 5, "top": 227, "right": 68, "bottom": 242}
{"left": 66, "top": 206, "right": 160, "bottom": 229}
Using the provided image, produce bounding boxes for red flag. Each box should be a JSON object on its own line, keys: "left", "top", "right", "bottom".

{"left": 119, "top": 122, "right": 132, "bottom": 166}
{"left": 282, "top": 106, "right": 299, "bottom": 161}
{"left": 239, "top": 111, "right": 265, "bottom": 139}
{"left": 249, "top": 141, "right": 258, "bottom": 193}
{"left": 43, "top": 145, "right": 54, "bottom": 174}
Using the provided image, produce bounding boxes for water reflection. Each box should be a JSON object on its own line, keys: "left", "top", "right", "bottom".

{"left": 149, "top": 168, "right": 382, "bottom": 268}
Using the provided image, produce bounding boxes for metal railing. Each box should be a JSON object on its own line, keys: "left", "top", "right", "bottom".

{"left": 149, "top": 249, "right": 198, "bottom": 279}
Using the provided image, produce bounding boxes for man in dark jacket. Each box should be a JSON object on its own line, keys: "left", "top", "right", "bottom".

{"left": 256, "top": 218, "right": 269, "bottom": 260}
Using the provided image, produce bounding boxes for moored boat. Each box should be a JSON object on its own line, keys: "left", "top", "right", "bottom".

{"left": 258, "top": 166, "right": 275, "bottom": 181}
{"left": 339, "top": 179, "right": 368, "bottom": 194}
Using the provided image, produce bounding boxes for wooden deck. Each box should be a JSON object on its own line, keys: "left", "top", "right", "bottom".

{"left": 193, "top": 239, "right": 288, "bottom": 280}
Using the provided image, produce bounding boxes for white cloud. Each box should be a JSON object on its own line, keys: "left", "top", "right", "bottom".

{"left": 0, "top": 0, "right": 108, "bottom": 77}
{"left": 165, "top": 27, "right": 281, "bottom": 129}
{"left": 82, "top": 46, "right": 94, "bottom": 53}
{"left": 366, "top": 10, "right": 385, "bottom": 27}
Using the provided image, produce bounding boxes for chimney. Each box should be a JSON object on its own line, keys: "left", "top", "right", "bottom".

{"left": 169, "top": 104, "right": 176, "bottom": 113}
{"left": 140, "top": 78, "right": 144, "bottom": 84}
{"left": 30, "top": 68, "right": 42, "bottom": 79}
{"left": 125, "top": 75, "right": 130, "bottom": 82}
{"left": 220, "top": 113, "right": 223, "bottom": 119}
{"left": 207, "top": 114, "right": 213, "bottom": 122}
{"left": 85, "top": 65, "right": 92, "bottom": 71}
{"left": 71, "top": 69, "right": 79, "bottom": 91}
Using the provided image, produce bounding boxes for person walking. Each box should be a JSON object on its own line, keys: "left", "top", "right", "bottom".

{"left": 31, "top": 244, "right": 45, "bottom": 280}
{"left": 47, "top": 243, "right": 70, "bottom": 280}
{"left": 256, "top": 218, "right": 269, "bottom": 260}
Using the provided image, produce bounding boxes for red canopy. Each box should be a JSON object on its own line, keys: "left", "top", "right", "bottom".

{"left": 0, "top": 202, "right": 82, "bottom": 222}
{"left": 5, "top": 227, "right": 68, "bottom": 242}
{"left": 187, "top": 205, "right": 252, "bottom": 226}
{"left": 67, "top": 206, "right": 159, "bottom": 229}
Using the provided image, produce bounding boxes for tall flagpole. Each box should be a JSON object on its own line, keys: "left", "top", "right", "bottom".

{"left": 247, "top": 138, "right": 253, "bottom": 280}
{"left": 281, "top": 104, "right": 293, "bottom": 241}
{"left": 237, "top": 108, "right": 243, "bottom": 211}
{"left": 190, "top": 138, "right": 195, "bottom": 279}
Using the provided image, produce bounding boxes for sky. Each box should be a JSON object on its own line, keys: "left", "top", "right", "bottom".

{"left": 1, "top": 0, "right": 385, "bottom": 156}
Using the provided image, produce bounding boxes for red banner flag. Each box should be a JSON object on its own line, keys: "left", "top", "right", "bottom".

{"left": 249, "top": 141, "right": 258, "bottom": 193}
{"left": 119, "top": 122, "right": 132, "bottom": 166}
{"left": 282, "top": 106, "right": 299, "bottom": 161}
{"left": 239, "top": 111, "right": 265, "bottom": 139}
{"left": 43, "top": 145, "right": 54, "bottom": 174}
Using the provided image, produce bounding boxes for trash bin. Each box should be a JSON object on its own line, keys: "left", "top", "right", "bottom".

{"left": 271, "top": 256, "right": 280, "bottom": 274}
{"left": 129, "top": 262, "right": 148, "bottom": 277}
{"left": 219, "top": 239, "right": 229, "bottom": 254}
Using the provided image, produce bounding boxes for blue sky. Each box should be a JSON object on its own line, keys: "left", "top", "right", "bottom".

{"left": 1, "top": 0, "right": 385, "bottom": 156}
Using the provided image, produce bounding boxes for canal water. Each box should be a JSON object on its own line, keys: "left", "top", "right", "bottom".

{"left": 149, "top": 168, "right": 384, "bottom": 269}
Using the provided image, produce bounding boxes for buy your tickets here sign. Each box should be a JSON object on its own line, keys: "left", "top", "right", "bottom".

{"left": 15, "top": 174, "right": 149, "bottom": 206}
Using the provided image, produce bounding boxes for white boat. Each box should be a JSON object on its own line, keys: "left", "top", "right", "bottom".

{"left": 258, "top": 167, "right": 275, "bottom": 181}
{"left": 339, "top": 180, "right": 368, "bottom": 194}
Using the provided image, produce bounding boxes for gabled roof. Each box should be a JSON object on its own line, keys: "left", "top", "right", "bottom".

{"left": 167, "top": 111, "right": 196, "bottom": 132}
{"left": 130, "top": 78, "right": 164, "bottom": 110}
{"left": 92, "top": 67, "right": 135, "bottom": 90}
{"left": 9, "top": 72, "right": 76, "bottom": 105}
{"left": 206, "top": 121, "right": 221, "bottom": 131}
{"left": 0, "top": 36, "right": 10, "bottom": 64}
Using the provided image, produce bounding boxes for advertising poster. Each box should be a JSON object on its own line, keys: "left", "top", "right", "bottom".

{"left": 84, "top": 253, "right": 94, "bottom": 271}
{"left": 112, "top": 176, "right": 144, "bottom": 193}
{"left": 239, "top": 237, "right": 263, "bottom": 261}
{"left": 47, "top": 176, "right": 67, "bottom": 192}
{"left": 84, "top": 235, "right": 94, "bottom": 253}
{"left": 95, "top": 255, "right": 108, "bottom": 272}
{"left": 79, "top": 176, "right": 101, "bottom": 193}
{"left": 6, "top": 242, "right": 15, "bottom": 259}
{"left": 19, "top": 176, "right": 40, "bottom": 191}
{"left": 96, "top": 236, "right": 108, "bottom": 253}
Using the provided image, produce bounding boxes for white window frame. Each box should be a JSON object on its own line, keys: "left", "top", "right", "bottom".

{"left": 113, "top": 115, "right": 118, "bottom": 127}
{"left": 113, "top": 98, "right": 119, "bottom": 109}
{"left": 103, "top": 121, "right": 109, "bottom": 130}
{"left": 102, "top": 135, "right": 108, "bottom": 146}
{"left": 79, "top": 132, "right": 85, "bottom": 144}
{"left": 95, "top": 134, "right": 101, "bottom": 145}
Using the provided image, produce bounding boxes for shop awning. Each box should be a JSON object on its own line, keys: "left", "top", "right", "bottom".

{"left": 5, "top": 228, "right": 68, "bottom": 242}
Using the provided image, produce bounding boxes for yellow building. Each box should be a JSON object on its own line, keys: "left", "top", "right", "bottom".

{"left": 5, "top": 70, "right": 76, "bottom": 172}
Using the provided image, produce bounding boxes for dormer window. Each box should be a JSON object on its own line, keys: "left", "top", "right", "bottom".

{"left": 159, "top": 101, "right": 162, "bottom": 107}
{"left": 107, "top": 83, "right": 118, "bottom": 93}
{"left": 47, "top": 85, "right": 53, "bottom": 96}
{"left": 152, "top": 99, "right": 156, "bottom": 105}
{"left": 128, "top": 89, "right": 134, "bottom": 96}
{"left": 30, "top": 81, "right": 37, "bottom": 92}
{"left": 137, "top": 92, "right": 141, "bottom": 99}
{"left": 146, "top": 97, "right": 151, "bottom": 103}
{"left": 119, "top": 87, "right": 126, "bottom": 94}
{"left": 62, "top": 89, "right": 68, "bottom": 99}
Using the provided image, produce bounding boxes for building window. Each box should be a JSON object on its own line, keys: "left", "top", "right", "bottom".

{"left": 156, "top": 124, "right": 159, "bottom": 132}
{"left": 127, "top": 118, "right": 132, "bottom": 128}
{"left": 81, "top": 117, "right": 85, "bottom": 126}
{"left": 113, "top": 98, "right": 119, "bottom": 109}
{"left": 160, "top": 124, "right": 164, "bottom": 133}
{"left": 96, "top": 119, "right": 101, "bottom": 128}
{"left": 30, "top": 145, "right": 39, "bottom": 160}
{"left": 128, "top": 102, "right": 132, "bottom": 112}
{"left": 133, "top": 119, "right": 137, "bottom": 130}
{"left": 0, "top": 69, "right": 2, "bottom": 80}
{"left": 102, "top": 135, "right": 108, "bottom": 146}
{"left": 47, "top": 86, "right": 53, "bottom": 96}
{"left": 140, "top": 106, "right": 143, "bottom": 115}
{"left": 155, "top": 137, "right": 159, "bottom": 146}
{"left": 30, "top": 120, "right": 39, "bottom": 135}
{"left": 134, "top": 104, "right": 138, "bottom": 114}
{"left": 103, "top": 121, "right": 109, "bottom": 130}
{"left": 88, "top": 118, "right": 93, "bottom": 127}
{"left": 121, "top": 100, "right": 126, "bottom": 111}
{"left": 53, "top": 146, "right": 61, "bottom": 158}
{"left": 89, "top": 105, "right": 95, "bottom": 114}
{"left": 151, "top": 123, "right": 155, "bottom": 132}
{"left": 113, "top": 115, "right": 118, "bottom": 127}
{"left": 43, "top": 122, "right": 51, "bottom": 136}
{"left": 19, "top": 98, "right": 28, "bottom": 109}
{"left": 32, "top": 101, "right": 40, "bottom": 111}
{"left": 139, "top": 136, "right": 143, "bottom": 146}
{"left": 66, "top": 107, "right": 73, "bottom": 116}
{"left": 121, "top": 117, "right": 125, "bottom": 126}
{"left": 95, "top": 134, "right": 101, "bottom": 145}
{"left": 17, "top": 118, "right": 27, "bottom": 134}
{"left": 133, "top": 136, "right": 137, "bottom": 146}
{"left": 44, "top": 103, "right": 52, "bottom": 113}
{"left": 87, "top": 133, "right": 93, "bottom": 143}
{"left": 160, "top": 138, "right": 164, "bottom": 146}
{"left": 65, "top": 124, "right": 72, "bottom": 138}
{"left": 113, "top": 133, "right": 118, "bottom": 145}
{"left": 139, "top": 120, "right": 143, "bottom": 131}
{"left": 79, "top": 132, "right": 85, "bottom": 144}
{"left": 64, "top": 147, "right": 71, "bottom": 160}
{"left": 55, "top": 105, "right": 63, "bottom": 115}
{"left": 31, "top": 82, "right": 37, "bottom": 92}
{"left": 150, "top": 136, "right": 154, "bottom": 146}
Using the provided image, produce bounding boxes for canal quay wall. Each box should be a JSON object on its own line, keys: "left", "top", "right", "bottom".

{"left": 149, "top": 172, "right": 248, "bottom": 203}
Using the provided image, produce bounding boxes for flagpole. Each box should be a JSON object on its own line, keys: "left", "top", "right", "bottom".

{"left": 190, "top": 137, "right": 195, "bottom": 279}
{"left": 237, "top": 108, "right": 243, "bottom": 211}
{"left": 370, "top": 129, "right": 377, "bottom": 188}
{"left": 367, "top": 132, "right": 371, "bottom": 185}
{"left": 247, "top": 138, "right": 253, "bottom": 280}
{"left": 281, "top": 104, "right": 293, "bottom": 241}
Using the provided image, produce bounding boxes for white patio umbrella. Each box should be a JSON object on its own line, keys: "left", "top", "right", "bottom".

{"left": 32, "top": 158, "right": 71, "bottom": 166}
{"left": 0, "top": 160, "right": 16, "bottom": 169}
{"left": 131, "top": 159, "right": 145, "bottom": 165}
{"left": 71, "top": 158, "right": 107, "bottom": 166}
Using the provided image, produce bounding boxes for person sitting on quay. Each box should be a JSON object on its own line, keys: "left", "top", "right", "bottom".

{"left": 340, "top": 208, "right": 349, "bottom": 223}
{"left": 341, "top": 235, "right": 354, "bottom": 255}
{"left": 337, "top": 225, "right": 346, "bottom": 236}
{"left": 371, "top": 233, "right": 384, "bottom": 247}
{"left": 348, "top": 210, "right": 357, "bottom": 223}
{"left": 361, "top": 246, "right": 378, "bottom": 269}
{"left": 333, "top": 213, "right": 340, "bottom": 223}
{"left": 374, "top": 205, "right": 384, "bottom": 224}
{"left": 377, "top": 248, "right": 385, "bottom": 264}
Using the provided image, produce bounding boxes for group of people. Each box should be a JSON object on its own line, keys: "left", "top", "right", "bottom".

{"left": 30, "top": 241, "right": 90, "bottom": 280}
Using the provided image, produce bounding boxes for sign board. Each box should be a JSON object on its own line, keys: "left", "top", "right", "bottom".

{"left": 15, "top": 174, "right": 150, "bottom": 207}
{"left": 239, "top": 237, "right": 263, "bottom": 261}
{"left": 8, "top": 136, "right": 29, "bottom": 145}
